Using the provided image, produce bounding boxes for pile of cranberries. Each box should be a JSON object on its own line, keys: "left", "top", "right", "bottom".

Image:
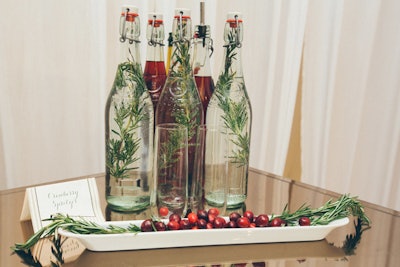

{"left": 140, "top": 207, "right": 311, "bottom": 232}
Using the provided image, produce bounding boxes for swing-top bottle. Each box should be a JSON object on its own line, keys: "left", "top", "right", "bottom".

{"left": 105, "top": 6, "right": 154, "bottom": 211}
{"left": 205, "top": 12, "right": 252, "bottom": 209}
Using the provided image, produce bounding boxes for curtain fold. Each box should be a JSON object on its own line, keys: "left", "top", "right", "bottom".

{"left": 302, "top": 0, "right": 400, "bottom": 210}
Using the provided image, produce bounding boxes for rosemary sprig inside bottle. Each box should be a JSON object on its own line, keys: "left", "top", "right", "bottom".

{"left": 106, "top": 60, "right": 149, "bottom": 178}
{"left": 214, "top": 30, "right": 250, "bottom": 166}
{"left": 168, "top": 30, "right": 201, "bottom": 142}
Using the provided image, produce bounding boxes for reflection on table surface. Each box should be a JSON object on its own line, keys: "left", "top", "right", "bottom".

{"left": 1, "top": 168, "right": 399, "bottom": 267}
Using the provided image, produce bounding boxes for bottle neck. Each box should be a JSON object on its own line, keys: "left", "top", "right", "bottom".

{"left": 169, "top": 17, "right": 192, "bottom": 75}
{"left": 192, "top": 25, "right": 213, "bottom": 77}
{"left": 222, "top": 44, "right": 243, "bottom": 78}
{"left": 119, "top": 40, "right": 142, "bottom": 67}
{"left": 146, "top": 42, "right": 164, "bottom": 62}
{"left": 222, "top": 23, "right": 243, "bottom": 78}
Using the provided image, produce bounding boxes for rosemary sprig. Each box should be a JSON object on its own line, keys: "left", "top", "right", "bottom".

{"left": 276, "top": 194, "right": 371, "bottom": 227}
{"left": 214, "top": 30, "right": 250, "bottom": 166}
{"left": 158, "top": 126, "right": 187, "bottom": 171}
{"left": 11, "top": 214, "right": 141, "bottom": 253}
{"left": 106, "top": 60, "right": 150, "bottom": 178}
{"left": 342, "top": 217, "right": 371, "bottom": 255}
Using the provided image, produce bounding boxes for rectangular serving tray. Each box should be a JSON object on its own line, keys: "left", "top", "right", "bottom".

{"left": 58, "top": 217, "right": 349, "bottom": 251}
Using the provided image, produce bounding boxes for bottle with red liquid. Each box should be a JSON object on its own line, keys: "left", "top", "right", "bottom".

{"left": 192, "top": 23, "right": 215, "bottom": 120}
{"left": 155, "top": 8, "right": 204, "bottom": 214}
{"left": 143, "top": 13, "right": 167, "bottom": 113}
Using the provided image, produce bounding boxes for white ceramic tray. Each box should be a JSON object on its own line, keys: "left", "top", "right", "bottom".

{"left": 58, "top": 217, "right": 349, "bottom": 252}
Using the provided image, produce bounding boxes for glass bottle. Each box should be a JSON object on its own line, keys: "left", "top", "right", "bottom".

{"left": 192, "top": 24, "right": 215, "bottom": 120}
{"left": 205, "top": 12, "right": 252, "bottom": 209}
{"left": 105, "top": 6, "right": 154, "bottom": 212}
{"left": 143, "top": 13, "right": 167, "bottom": 113}
{"left": 155, "top": 8, "right": 204, "bottom": 212}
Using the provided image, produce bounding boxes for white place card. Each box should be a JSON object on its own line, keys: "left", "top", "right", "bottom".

{"left": 20, "top": 178, "right": 105, "bottom": 232}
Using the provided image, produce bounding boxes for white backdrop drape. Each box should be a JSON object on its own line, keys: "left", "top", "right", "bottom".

{"left": 302, "top": 0, "right": 400, "bottom": 211}
{"left": 0, "top": 0, "right": 399, "bottom": 211}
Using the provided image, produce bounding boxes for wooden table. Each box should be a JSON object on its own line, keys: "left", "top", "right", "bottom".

{"left": 1, "top": 168, "right": 399, "bottom": 266}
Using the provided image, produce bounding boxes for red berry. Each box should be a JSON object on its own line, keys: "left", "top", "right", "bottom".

{"left": 187, "top": 212, "right": 198, "bottom": 225}
{"left": 226, "top": 220, "right": 237, "bottom": 228}
{"left": 208, "top": 208, "right": 220, "bottom": 217}
{"left": 169, "top": 213, "right": 181, "bottom": 223}
{"left": 206, "top": 222, "right": 214, "bottom": 229}
{"left": 229, "top": 212, "right": 241, "bottom": 222}
{"left": 208, "top": 214, "right": 216, "bottom": 224}
{"left": 140, "top": 219, "right": 154, "bottom": 232}
{"left": 270, "top": 217, "right": 284, "bottom": 227}
{"left": 179, "top": 219, "right": 191, "bottom": 230}
{"left": 197, "top": 218, "right": 207, "bottom": 229}
{"left": 255, "top": 214, "right": 269, "bottom": 227}
{"left": 167, "top": 220, "right": 180, "bottom": 230}
{"left": 213, "top": 217, "right": 227, "bottom": 228}
{"left": 299, "top": 216, "right": 311, "bottom": 226}
{"left": 197, "top": 210, "right": 208, "bottom": 221}
{"left": 158, "top": 206, "right": 169, "bottom": 217}
{"left": 243, "top": 210, "right": 255, "bottom": 223}
{"left": 237, "top": 217, "right": 251, "bottom": 228}
{"left": 154, "top": 221, "right": 166, "bottom": 231}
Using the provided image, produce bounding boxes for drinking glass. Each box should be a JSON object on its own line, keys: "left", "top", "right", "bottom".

{"left": 153, "top": 123, "right": 188, "bottom": 217}
{"left": 203, "top": 125, "right": 228, "bottom": 215}
{"left": 189, "top": 124, "right": 206, "bottom": 213}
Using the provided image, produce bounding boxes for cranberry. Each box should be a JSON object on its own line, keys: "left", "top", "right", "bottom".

{"left": 197, "top": 209, "right": 208, "bottom": 221}
{"left": 167, "top": 220, "right": 180, "bottom": 230}
{"left": 299, "top": 216, "right": 311, "bottom": 226}
{"left": 237, "top": 217, "right": 251, "bottom": 228}
{"left": 208, "top": 208, "right": 220, "bottom": 217}
{"left": 169, "top": 213, "right": 181, "bottom": 223}
{"left": 197, "top": 218, "right": 208, "bottom": 229}
{"left": 158, "top": 206, "right": 169, "bottom": 217}
{"left": 187, "top": 212, "right": 198, "bottom": 225}
{"left": 255, "top": 214, "right": 269, "bottom": 227}
{"left": 208, "top": 214, "right": 216, "bottom": 224}
{"left": 154, "top": 221, "right": 166, "bottom": 231}
{"left": 179, "top": 219, "right": 191, "bottom": 230}
{"left": 269, "top": 217, "right": 284, "bottom": 227}
{"left": 229, "top": 212, "right": 241, "bottom": 222}
{"left": 243, "top": 210, "right": 255, "bottom": 223}
{"left": 206, "top": 222, "right": 214, "bottom": 229}
{"left": 225, "top": 220, "right": 237, "bottom": 228}
{"left": 140, "top": 219, "right": 154, "bottom": 232}
{"left": 213, "top": 217, "right": 227, "bottom": 228}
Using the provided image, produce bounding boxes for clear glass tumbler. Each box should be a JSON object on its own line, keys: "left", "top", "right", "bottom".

{"left": 153, "top": 123, "right": 188, "bottom": 217}
{"left": 203, "top": 125, "right": 228, "bottom": 215}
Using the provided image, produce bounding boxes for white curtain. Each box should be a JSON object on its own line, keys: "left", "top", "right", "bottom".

{"left": 0, "top": 0, "right": 304, "bottom": 190}
{"left": 302, "top": 0, "right": 400, "bottom": 211}
{"left": 1, "top": 0, "right": 399, "bottom": 211}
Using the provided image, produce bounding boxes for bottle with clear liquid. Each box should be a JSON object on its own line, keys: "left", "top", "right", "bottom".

{"left": 192, "top": 24, "right": 215, "bottom": 120}
{"left": 155, "top": 8, "right": 204, "bottom": 212}
{"left": 205, "top": 12, "right": 252, "bottom": 209}
{"left": 143, "top": 13, "right": 167, "bottom": 113}
{"left": 105, "top": 6, "right": 154, "bottom": 211}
